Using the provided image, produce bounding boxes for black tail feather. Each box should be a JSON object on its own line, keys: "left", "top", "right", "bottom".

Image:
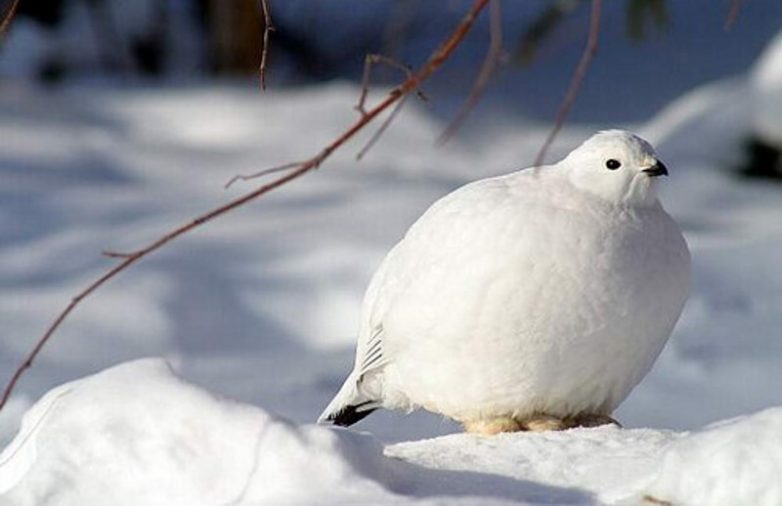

{"left": 327, "top": 402, "right": 378, "bottom": 427}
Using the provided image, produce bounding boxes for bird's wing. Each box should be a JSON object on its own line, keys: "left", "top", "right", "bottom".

{"left": 349, "top": 170, "right": 556, "bottom": 383}
{"left": 318, "top": 250, "right": 399, "bottom": 423}
{"left": 349, "top": 176, "right": 521, "bottom": 380}
{"left": 350, "top": 244, "right": 401, "bottom": 381}
{"left": 355, "top": 324, "right": 385, "bottom": 379}
{"left": 321, "top": 169, "right": 560, "bottom": 422}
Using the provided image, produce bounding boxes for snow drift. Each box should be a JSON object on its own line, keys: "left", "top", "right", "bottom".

{"left": 641, "top": 408, "right": 782, "bottom": 506}
{"left": 0, "top": 359, "right": 399, "bottom": 505}
{"left": 1, "top": 360, "right": 781, "bottom": 505}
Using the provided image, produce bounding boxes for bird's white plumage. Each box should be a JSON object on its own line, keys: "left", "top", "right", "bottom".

{"left": 320, "top": 130, "right": 690, "bottom": 427}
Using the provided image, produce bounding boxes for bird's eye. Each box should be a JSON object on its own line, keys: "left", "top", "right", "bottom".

{"left": 605, "top": 159, "right": 621, "bottom": 170}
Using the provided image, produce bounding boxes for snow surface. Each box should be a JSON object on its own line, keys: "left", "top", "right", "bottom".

{"left": 0, "top": 359, "right": 637, "bottom": 505}
{"left": 642, "top": 408, "right": 782, "bottom": 506}
{"left": 1, "top": 28, "right": 782, "bottom": 506}
{"left": 2, "top": 359, "right": 782, "bottom": 505}
{"left": 0, "top": 359, "right": 410, "bottom": 505}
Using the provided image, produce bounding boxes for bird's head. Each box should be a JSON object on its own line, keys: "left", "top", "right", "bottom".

{"left": 562, "top": 130, "right": 668, "bottom": 207}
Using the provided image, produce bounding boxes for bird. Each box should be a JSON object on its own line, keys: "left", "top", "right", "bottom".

{"left": 319, "top": 130, "right": 691, "bottom": 435}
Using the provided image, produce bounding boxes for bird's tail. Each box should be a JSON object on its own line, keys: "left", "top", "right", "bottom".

{"left": 318, "top": 373, "right": 380, "bottom": 427}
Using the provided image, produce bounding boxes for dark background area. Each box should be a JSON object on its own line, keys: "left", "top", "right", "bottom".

{"left": 2, "top": 0, "right": 781, "bottom": 123}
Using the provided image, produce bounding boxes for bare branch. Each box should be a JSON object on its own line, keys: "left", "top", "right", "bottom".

{"left": 534, "top": 0, "right": 602, "bottom": 167}
{"left": 224, "top": 161, "right": 303, "bottom": 189}
{"left": 356, "top": 54, "right": 426, "bottom": 116}
{"left": 352, "top": 54, "right": 427, "bottom": 159}
{"left": 438, "top": 0, "right": 504, "bottom": 145}
{"left": 0, "top": 0, "right": 20, "bottom": 39}
{"left": 724, "top": 0, "right": 744, "bottom": 31}
{"left": 356, "top": 94, "right": 409, "bottom": 161}
{"left": 259, "top": 0, "right": 274, "bottom": 89}
{"left": 0, "top": 0, "right": 490, "bottom": 412}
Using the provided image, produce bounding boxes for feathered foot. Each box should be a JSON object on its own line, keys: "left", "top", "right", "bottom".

{"left": 463, "top": 414, "right": 570, "bottom": 434}
{"left": 517, "top": 414, "right": 569, "bottom": 432}
{"left": 463, "top": 417, "right": 522, "bottom": 435}
{"left": 462, "top": 412, "right": 620, "bottom": 435}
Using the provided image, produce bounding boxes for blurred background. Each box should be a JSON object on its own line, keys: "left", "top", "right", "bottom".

{"left": 1, "top": 0, "right": 781, "bottom": 444}
{"left": 3, "top": 0, "right": 782, "bottom": 124}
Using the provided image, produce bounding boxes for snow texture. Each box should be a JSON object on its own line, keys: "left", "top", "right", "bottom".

{"left": 2, "top": 360, "right": 781, "bottom": 505}
{"left": 0, "top": 359, "right": 604, "bottom": 505}
{"left": 641, "top": 408, "right": 782, "bottom": 506}
{"left": 0, "top": 359, "right": 401, "bottom": 505}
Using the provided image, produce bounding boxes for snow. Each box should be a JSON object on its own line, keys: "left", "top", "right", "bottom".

{"left": 641, "top": 408, "right": 782, "bottom": 506}
{"left": 1, "top": 26, "right": 782, "bottom": 506}
{"left": 3, "top": 360, "right": 782, "bottom": 505}
{"left": 0, "top": 359, "right": 400, "bottom": 505}
{"left": 0, "top": 359, "right": 639, "bottom": 505}
{"left": 388, "top": 426, "right": 679, "bottom": 504}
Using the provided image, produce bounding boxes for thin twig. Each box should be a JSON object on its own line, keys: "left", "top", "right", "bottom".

{"left": 438, "top": 0, "right": 504, "bottom": 145}
{"left": 0, "top": 0, "right": 21, "bottom": 39}
{"left": 534, "top": 0, "right": 602, "bottom": 167}
{"left": 356, "top": 54, "right": 426, "bottom": 116}
{"left": 352, "top": 54, "right": 426, "bottom": 159}
{"left": 0, "top": 0, "right": 490, "bottom": 412}
{"left": 356, "top": 94, "right": 409, "bottom": 161}
{"left": 724, "top": 0, "right": 744, "bottom": 31}
{"left": 224, "top": 161, "right": 303, "bottom": 189}
{"left": 354, "top": 54, "right": 427, "bottom": 161}
{"left": 259, "top": 0, "right": 274, "bottom": 89}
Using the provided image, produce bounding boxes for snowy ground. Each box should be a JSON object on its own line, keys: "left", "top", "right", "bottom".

{"left": 1, "top": 359, "right": 781, "bottom": 505}
{"left": 2, "top": 35, "right": 782, "bottom": 504}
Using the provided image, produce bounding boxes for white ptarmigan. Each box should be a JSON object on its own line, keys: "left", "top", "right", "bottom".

{"left": 319, "top": 130, "right": 691, "bottom": 434}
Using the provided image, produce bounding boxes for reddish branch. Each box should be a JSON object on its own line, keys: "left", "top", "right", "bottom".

{"left": 356, "top": 54, "right": 415, "bottom": 115}
{"left": 352, "top": 54, "right": 427, "bottom": 161}
{"left": 0, "top": 0, "right": 490, "bottom": 412}
{"left": 357, "top": 94, "right": 409, "bottom": 160}
{"left": 534, "top": 0, "right": 602, "bottom": 167}
{"left": 224, "top": 161, "right": 302, "bottom": 189}
{"left": 0, "top": 0, "right": 20, "bottom": 39}
{"left": 438, "top": 0, "right": 504, "bottom": 145}
{"left": 259, "top": 0, "right": 274, "bottom": 89}
{"left": 229, "top": 54, "right": 430, "bottom": 184}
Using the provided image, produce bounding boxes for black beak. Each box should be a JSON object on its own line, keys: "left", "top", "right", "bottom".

{"left": 642, "top": 160, "right": 668, "bottom": 177}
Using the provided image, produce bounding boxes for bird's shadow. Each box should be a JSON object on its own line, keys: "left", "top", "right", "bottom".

{"left": 385, "top": 455, "right": 592, "bottom": 504}
{"left": 326, "top": 426, "right": 593, "bottom": 504}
